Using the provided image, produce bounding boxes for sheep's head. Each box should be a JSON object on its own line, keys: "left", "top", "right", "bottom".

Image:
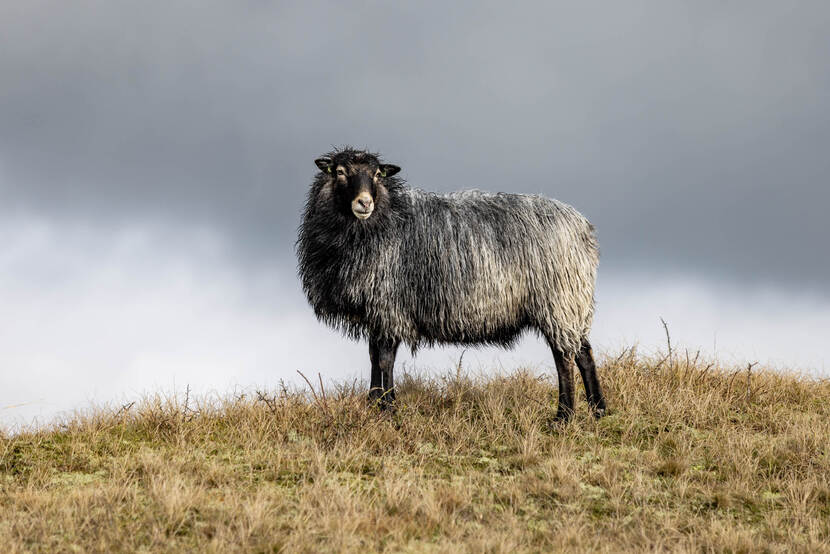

{"left": 314, "top": 149, "right": 401, "bottom": 221}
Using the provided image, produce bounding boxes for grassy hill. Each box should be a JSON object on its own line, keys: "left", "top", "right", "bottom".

{"left": 1, "top": 351, "right": 829, "bottom": 552}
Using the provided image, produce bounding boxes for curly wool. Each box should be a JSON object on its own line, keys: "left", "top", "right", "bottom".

{"left": 297, "top": 151, "right": 599, "bottom": 355}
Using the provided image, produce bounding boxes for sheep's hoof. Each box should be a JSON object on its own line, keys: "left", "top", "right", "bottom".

{"left": 592, "top": 407, "right": 608, "bottom": 419}
{"left": 555, "top": 405, "right": 574, "bottom": 421}
{"left": 379, "top": 391, "right": 397, "bottom": 413}
{"left": 553, "top": 413, "right": 573, "bottom": 425}
{"left": 545, "top": 409, "right": 573, "bottom": 431}
{"left": 367, "top": 389, "right": 396, "bottom": 412}
{"left": 367, "top": 388, "right": 383, "bottom": 406}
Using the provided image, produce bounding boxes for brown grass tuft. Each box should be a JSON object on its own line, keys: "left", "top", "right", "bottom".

{"left": 1, "top": 352, "right": 829, "bottom": 552}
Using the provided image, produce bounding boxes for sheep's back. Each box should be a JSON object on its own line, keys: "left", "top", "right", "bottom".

{"left": 393, "top": 190, "right": 598, "bottom": 350}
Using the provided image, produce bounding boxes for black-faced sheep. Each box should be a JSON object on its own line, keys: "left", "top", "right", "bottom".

{"left": 296, "top": 147, "right": 606, "bottom": 421}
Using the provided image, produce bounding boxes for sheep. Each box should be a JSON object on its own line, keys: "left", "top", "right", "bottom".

{"left": 296, "top": 147, "right": 606, "bottom": 421}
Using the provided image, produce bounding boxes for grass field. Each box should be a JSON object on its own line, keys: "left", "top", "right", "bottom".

{"left": 1, "top": 349, "right": 829, "bottom": 552}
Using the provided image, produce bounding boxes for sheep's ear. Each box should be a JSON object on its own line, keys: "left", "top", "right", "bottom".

{"left": 315, "top": 157, "right": 333, "bottom": 173}
{"left": 379, "top": 164, "right": 401, "bottom": 177}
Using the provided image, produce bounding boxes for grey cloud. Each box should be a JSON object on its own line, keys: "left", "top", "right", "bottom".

{"left": 1, "top": 1, "right": 829, "bottom": 287}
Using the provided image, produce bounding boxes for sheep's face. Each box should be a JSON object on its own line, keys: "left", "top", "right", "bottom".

{"left": 314, "top": 155, "right": 400, "bottom": 221}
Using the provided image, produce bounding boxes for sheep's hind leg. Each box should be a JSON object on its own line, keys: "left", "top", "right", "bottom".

{"left": 551, "top": 346, "right": 577, "bottom": 423}
{"left": 575, "top": 339, "right": 607, "bottom": 418}
{"left": 368, "top": 336, "right": 399, "bottom": 410}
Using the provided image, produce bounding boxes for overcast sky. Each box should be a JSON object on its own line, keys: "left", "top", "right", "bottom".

{"left": 1, "top": 1, "right": 828, "bottom": 428}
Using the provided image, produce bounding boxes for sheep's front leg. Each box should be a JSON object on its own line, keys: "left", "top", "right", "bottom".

{"left": 368, "top": 336, "right": 400, "bottom": 409}
{"left": 368, "top": 338, "right": 383, "bottom": 404}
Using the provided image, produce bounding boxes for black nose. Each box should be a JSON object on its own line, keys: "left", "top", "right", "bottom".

{"left": 358, "top": 197, "right": 372, "bottom": 209}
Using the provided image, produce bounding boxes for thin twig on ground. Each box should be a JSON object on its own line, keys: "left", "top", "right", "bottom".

{"left": 660, "top": 317, "right": 672, "bottom": 363}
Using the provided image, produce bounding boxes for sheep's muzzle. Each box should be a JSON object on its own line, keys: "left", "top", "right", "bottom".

{"left": 352, "top": 192, "right": 374, "bottom": 220}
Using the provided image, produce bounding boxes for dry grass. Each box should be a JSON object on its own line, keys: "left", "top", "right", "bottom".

{"left": 1, "top": 351, "right": 829, "bottom": 553}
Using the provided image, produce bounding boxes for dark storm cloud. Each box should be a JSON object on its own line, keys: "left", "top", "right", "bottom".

{"left": 1, "top": 1, "right": 828, "bottom": 287}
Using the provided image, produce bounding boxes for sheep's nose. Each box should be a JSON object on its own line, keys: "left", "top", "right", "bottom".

{"left": 352, "top": 193, "right": 375, "bottom": 219}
